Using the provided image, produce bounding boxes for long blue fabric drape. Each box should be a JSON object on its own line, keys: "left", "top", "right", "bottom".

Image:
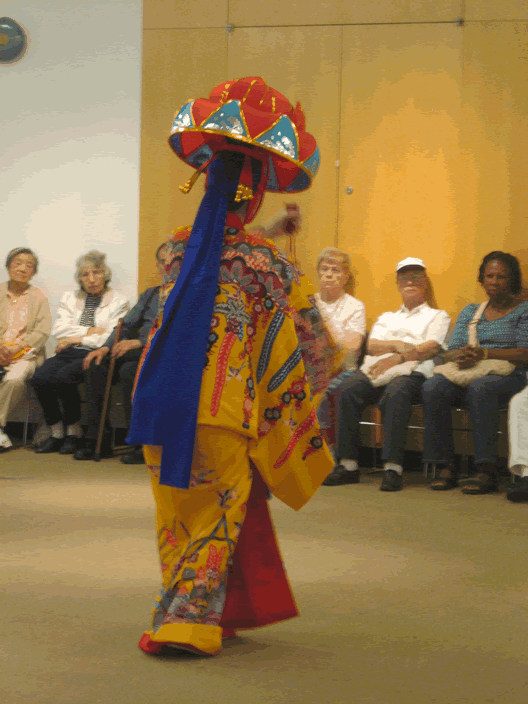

{"left": 127, "top": 155, "right": 241, "bottom": 489}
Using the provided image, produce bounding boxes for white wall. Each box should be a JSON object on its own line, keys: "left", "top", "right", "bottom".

{"left": 1, "top": 0, "right": 142, "bottom": 351}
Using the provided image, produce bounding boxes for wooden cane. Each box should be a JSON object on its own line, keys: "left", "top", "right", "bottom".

{"left": 94, "top": 317, "right": 124, "bottom": 462}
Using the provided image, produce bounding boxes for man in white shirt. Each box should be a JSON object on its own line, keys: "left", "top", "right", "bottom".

{"left": 323, "top": 257, "right": 450, "bottom": 491}
{"left": 314, "top": 247, "right": 366, "bottom": 451}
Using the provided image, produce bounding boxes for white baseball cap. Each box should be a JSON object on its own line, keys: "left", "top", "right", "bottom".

{"left": 396, "top": 257, "right": 426, "bottom": 272}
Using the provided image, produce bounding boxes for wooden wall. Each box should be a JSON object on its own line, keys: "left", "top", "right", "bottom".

{"left": 140, "top": 0, "right": 528, "bottom": 325}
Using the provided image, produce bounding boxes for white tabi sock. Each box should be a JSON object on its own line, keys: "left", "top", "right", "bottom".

{"left": 51, "top": 422, "right": 65, "bottom": 439}
{"left": 384, "top": 462, "right": 403, "bottom": 475}
{"left": 0, "top": 427, "right": 12, "bottom": 448}
{"left": 341, "top": 459, "right": 359, "bottom": 472}
{"left": 66, "top": 423, "right": 83, "bottom": 437}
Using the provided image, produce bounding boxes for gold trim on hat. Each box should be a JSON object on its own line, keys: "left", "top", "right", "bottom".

{"left": 196, "top": 99, "right": 251, "bottom": 139}
{"left": 241, "top": 78, "right": 259, "bottom": 104}
{"left": 170, "top": 126, "right": 316, "bottom": 184}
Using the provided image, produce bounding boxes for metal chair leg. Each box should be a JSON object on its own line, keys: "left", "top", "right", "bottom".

{"left": 423, "top": 462, "right": 437, "bottom": 479}
{"left": 22, "top": 405, "right": 30, "bottom": 446}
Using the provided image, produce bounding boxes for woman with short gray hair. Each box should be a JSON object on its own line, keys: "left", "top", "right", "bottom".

{"left": 30, "top": 251, "right": 129, "bottom": 455}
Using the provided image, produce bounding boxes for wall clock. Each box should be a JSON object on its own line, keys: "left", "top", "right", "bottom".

{"left": 0, "top": 17, "right": 26, "bottom": 62}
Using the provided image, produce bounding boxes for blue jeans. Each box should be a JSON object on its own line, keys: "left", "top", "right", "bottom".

{"left": 336, "top": 370, "right": 425, "bottom": 465}
{"left": 422, "top": 371, "right": 527, "bottom": 466}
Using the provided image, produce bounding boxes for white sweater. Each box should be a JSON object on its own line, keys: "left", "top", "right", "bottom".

{"left": 51, "top": 289, "right": 130, "bottom": 349}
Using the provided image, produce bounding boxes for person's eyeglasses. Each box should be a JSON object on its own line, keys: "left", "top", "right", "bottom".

{"left": 398, "top": 274, "right": 426, "bottom": 284}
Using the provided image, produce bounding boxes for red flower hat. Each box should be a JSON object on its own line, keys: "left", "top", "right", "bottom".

{"left": 169, "top": 77, "right": 320, "bottom": 194}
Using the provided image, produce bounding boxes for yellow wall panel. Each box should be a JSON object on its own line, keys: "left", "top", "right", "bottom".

{"left": 460, "top": 22, "right": 528, "bottom": 275}
{"left": 227, "top": 27, "right": 341, "bottom": 286}
{"left": 466, "top": 1, "right": 528, "bottom": 21}
{"left": 339, "top": 24, "right": 464, "bottom": 325}
{"left": 143, "top": 0, "right": 227, "bottom": 29}
{"left": 139, "top": 29, "right": 226, "bottom": 291}
{"left": 140, "top": 1, "right": 527, "bottom": 321}
{"left": 229, "top": 0, "right": 461, "bottom": 27}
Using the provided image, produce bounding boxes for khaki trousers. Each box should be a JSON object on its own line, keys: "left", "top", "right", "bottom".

{"left": 0, "top": 358, "right": 38, "bottom": 427}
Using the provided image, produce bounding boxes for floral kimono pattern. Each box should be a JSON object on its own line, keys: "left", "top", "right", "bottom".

{"left": 137, "top": 226, "right": 336, "bottom": 655}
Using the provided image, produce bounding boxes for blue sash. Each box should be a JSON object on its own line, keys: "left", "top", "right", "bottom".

{"left": 127, "top": 156, "right": 240, "bottom": 488}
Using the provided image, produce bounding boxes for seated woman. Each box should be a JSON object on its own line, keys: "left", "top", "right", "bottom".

{"left": 422, "top": 251, "right": 528, "bottom": 494}
{"left": 30, "top": 251, "right": 129, "bottom": 454}
{"left": 314, "top": 247, "right": 366, "bottom": 453}
{"left": 0, "top": 248, "right": 51, "bottom": 450}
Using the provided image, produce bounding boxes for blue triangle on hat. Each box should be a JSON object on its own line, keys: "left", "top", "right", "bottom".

{"left": 170, "top": 132, "right": 182, "bottom": 154}
{"left": 267, "top": 155, "right": 280, "bottom": 191}
{"left": 255, "top": 116, "right": 298, "bottom": 161}
{"left": 201, "top": 100, "right": 248, "bottom": 138}
{"left": 301, "top": 147, "right": 320, "bottom": 177}
{"left": 187, "top": 143, "right": 214, "bottom": 168}
{"left": 284, "top": 170, "right": 311, "bottom": 192}
{"left": 172, "top": 101, "right": 195, "bottom": 130}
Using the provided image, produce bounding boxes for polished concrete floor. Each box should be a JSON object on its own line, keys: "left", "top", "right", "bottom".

{"left": 1, "top": 448, "right": 527, "bottom": 704}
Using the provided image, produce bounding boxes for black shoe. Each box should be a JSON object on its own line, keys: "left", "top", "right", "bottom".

{"left": 74, "top": 438, "right": 113, "bottom": 460}
{"left": 35, "top": 437, "right": 64, "bottom": 454}
{"left": 380, "top": 470, "right": 403, "bottom": 492}
{"left": 74, "top": 440, "right": 95, "bottom": 460}
{"left": 120, "top": 446, "right": 145, "bottom": 464}
{"left": 506, "top": 477, "right": 528, "bottom": 503}
{"left": 59, "top": 436, "right": 81, "bottom": 454}
{"left": 322, "top": 465, "right": 360, "bottom": 486}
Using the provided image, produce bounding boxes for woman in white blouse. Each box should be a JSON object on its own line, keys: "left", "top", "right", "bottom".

{"left": 31, "top": 251, "right": 129, "bottom": 454}
{"left": 314, "top": 247, "right": 366, "bottom": 452}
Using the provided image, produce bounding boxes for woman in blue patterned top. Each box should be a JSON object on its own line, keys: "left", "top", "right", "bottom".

{"left": 422, "top": 251, "right": 528, "bottom": 495}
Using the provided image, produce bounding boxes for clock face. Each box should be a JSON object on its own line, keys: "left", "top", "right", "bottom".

{"left": 0, "top": 17, "right": 26, "bottom": 62}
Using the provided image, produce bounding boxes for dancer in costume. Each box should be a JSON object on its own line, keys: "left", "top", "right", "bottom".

{"left": 128, "top": 77, "right": 337, "bottom": 656}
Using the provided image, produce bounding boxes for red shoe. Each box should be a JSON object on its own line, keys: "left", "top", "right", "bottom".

{"left": 138, "top": 632, "right": 164, "bottom": 654}
{"left": 138, "top": 631, "right": 222, "bottom": 656}
{"left": 222, "top": 628, "right": 237, "bottom": 640}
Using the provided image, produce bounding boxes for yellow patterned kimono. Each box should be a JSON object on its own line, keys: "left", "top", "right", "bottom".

{"left": 138, "top": 226, "right": 337, "bottom": 656}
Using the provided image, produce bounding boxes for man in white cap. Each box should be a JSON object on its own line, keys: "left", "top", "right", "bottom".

{"left": 323, "top": 257, "right": 450, "bottom": 491}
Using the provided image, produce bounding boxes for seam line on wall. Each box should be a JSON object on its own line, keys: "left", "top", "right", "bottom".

{"left": 335, "top": 25, "right": 343, "bottom": 250}
{"left": 142, "top": 18, "right": 522, "bottom": 31}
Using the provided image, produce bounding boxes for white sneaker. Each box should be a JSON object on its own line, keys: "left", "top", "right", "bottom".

{"left": 0, "top": 428, "right": 13, "bottom": 449}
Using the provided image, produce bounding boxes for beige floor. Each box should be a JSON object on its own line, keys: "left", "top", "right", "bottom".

{"left": 1, "top": 449, "right": 527, "bottom": 704}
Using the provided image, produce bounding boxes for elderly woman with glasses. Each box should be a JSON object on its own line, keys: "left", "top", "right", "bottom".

{"left": 0, "top": 248, "right": 51, "bottom": 451}
{"left": 30, "top": 250, "right": 129, "bottom": 454}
